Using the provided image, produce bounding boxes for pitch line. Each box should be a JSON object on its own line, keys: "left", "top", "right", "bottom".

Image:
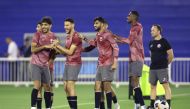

{"left": 51, "top": 93, "right": 190, "bottom": 109}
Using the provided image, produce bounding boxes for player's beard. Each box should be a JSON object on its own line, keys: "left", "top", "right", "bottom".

{"left": 95, "top": 27, "right": 100, "bottom": 32}
{"left": 66, "top": 29, "right": 71, "bottom": 34}
{"left": 42, "top": 28, "right": 49, "bottom": 34}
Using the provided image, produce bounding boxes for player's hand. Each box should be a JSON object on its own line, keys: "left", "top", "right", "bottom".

{"left": 111, "top": 63, "right": 117, "bottom": 71}
{"left": 52, "top": 39, "right": 60, "bottom": 46}
{"left": 79, "top": 33, "right": 88, "bottom": 42}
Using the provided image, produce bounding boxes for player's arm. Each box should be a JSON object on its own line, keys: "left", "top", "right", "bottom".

{"left": 55, "top": 44, "right": 77, "bottom": 55}
{"left": 167, "top": 49, "right": 174, "bottom": 64}
{"left": 116, "top": 27, "right": 140, "bottom": 44}
{"left": 53, "top": 47, "right": 63, "bottom": 55}
{"left": 113, "top": 34, "right": 125, "bottom": 43}
{"left": 31, "top": 32, "right": 53, "bottom": 53}
{"left": 107, "top": 33, "right": 119, "bottom": 70}
{"left": 78, "top": 33, "right": 89, "bottom": 42}
{"left": 31, "top": 42, "right": 53, "bottom": 53}
{"left": 82, "top": 45, "right": 96, "bottom": 52}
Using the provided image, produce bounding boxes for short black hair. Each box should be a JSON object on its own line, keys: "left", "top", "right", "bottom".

{"left": 152, "top": 24, "right": 162, "bottom": 33}
{"left": 37, "top": 21, "right": 41, "bottom": 25}
{"left": 94, "top": 17, "right": 106, "bottom": 23}
{"left": 65, "top": 18, "right": 74, "bottom": 24}
{"left": 41, "top": 16, "right": 52, "bottom": 25}
{"left": 130, "top": 11, "right": 139, "bottom": 20}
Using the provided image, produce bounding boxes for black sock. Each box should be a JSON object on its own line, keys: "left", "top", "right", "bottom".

{"left": 134, "top": 87, "right": 145, "bottom": 106}
{"left": 167, "top": 99, "right": 171, "bottom": 108}
{"left": 150, "top": 99, "right": 155, "bottom": 107}
{"left": 106, "top": 92, "right": 112, "bottom": 109}
{"left": 31, "top": 88, "right": 38, "bottom": 107}
{"left": 67, "top": 96, "right": 72, "bottom": 108}
{"left": 95, "top": 92, "right": 101, "bottom": 108}
{"left": 68, "top": 96, "right": 77, "bottom": 109}
{"left": 44, "top": 92, "right": 51, "bottom": 108}
{"left": 134, "top": 94, "right": 139, "bottom": 104}
{"left": 100, "top": 101, "right": 105, "bottom": 109}
{"left": 37, "top": 98, "right": 42, "bottom": 109}
{"left": 112, "top": 96, "right": 118, "bottom": 104}
{"left": 50, "top": 93, "right": 54, "bottom": 107}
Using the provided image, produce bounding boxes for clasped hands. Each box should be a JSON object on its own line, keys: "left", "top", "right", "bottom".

{"left": 44, "top": 39, "right": 60, "bottom": 51}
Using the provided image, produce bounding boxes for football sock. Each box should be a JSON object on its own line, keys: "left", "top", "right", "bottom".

{"left": 37, "top": 97, "right": 42, "bottom": 109}
{"left": 106, "top": 92, "right": 112, "bottom": 109}
{"left": 134, "top": 87, "right": 145, "bottom": 106}
{"left": 31, "top": 88, "right": 38, "bottom": 107}
{"left": 95, "top": 92, "right": 101, "bottom": 108}
{"left": 44, "top": 92, "right": 51, "bottom": 108}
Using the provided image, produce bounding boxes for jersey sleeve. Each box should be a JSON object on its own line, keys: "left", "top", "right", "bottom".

{"left": 106, "top": 32, "right": 119, "bottom": 58}
{"left": 32, "top": 32, "right": 40, "bottom": 44}
{"left": 164, "top": 38, "right": 172, "bottom": 51}
{"left": 128, "top": 26, "right": 141, "bottom": 44}
{"left": 72, "top": 34, "right": 82, "bottom": 46}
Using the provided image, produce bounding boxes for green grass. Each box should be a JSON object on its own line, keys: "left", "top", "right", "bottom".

{"left": 0, "top": 85, "right": 190, "bottom": 109}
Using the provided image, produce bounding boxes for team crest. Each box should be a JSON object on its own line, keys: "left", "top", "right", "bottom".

{"left": 157, "top": 44, "right": 161, "bottom": 48}
{"left": 99, "top": 37, "right": 103, "bottom": 41}
{"left": 50, "top": 39, "right": 53, "bottom": 44}
{"left": 150, "top": 44, "right": 153, "bottom": 48}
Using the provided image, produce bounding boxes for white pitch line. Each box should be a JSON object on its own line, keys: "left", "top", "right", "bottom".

{"left": 50, "top": 93, "right": 190, "bottom": 109}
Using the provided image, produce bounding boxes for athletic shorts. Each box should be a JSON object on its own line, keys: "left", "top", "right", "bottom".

{"left": 128, "top": 61, "right": 143, "bottom": 77}
{"left": 149, "top": 68, "right": 169, "bottom": 86}
{"left": 63, "top": 64, "right": 81, "bottom": 81}
{"left": 30, "top": 64, "right": 51, "bottom": 84}
{"left": 96, "top": 65, "right": 114, "bottom": 82}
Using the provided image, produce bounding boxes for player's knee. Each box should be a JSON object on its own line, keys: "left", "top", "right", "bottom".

{"left": 131, "top": 77, "right": 139, "bottom": 88}
{"left": 95, "top": 82, "right": 101, "bottom": 91}
{"left": 43, "top": 84, "right": 51, "bottom": 91}
{"left": 33, "top": 83, "right": 41, "bottom": 90}
{"left": 162, "top": 83, "right": 171, "bottom": 91}
{"left": 103, "top": 82, "right": 111, "bottom": 92}
{"left": 151, "top": 85, "right": 157, "bottom": 92}
{"left": 67, "top": 82, "right": 75, "bottom": 92}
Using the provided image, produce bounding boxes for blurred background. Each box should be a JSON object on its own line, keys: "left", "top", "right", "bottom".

{"left": 0, "top": 0, "right": 190, "bottom": 109}
{"left": 0, "top": 0, "right": 190, "bottom": 57}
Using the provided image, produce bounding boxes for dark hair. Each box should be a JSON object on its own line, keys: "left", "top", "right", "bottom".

{"left": 130, "top": 11, "right": 139, "bottom": 20}
{"left": 65, "top": 18, "right": 74, "bottom": 24}
{"left": 41, "top": 16, "right": 52, "bottom": 25}
{"left": 152, "top": 24, "right": 162, "bottom": 33}
{"left": 37, "top": 21, "right": 41, "bottom": 25}
{"left": 94, "top": 17, "right": 106, "bottom": 23}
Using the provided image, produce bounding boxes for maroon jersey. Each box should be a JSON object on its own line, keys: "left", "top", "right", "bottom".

{"left": 30, "top": 32, "right": 56, "bottom": 67}
{"left": 65, "top": 32, "right": 82, "bottom": 65}
{"left": 89, "top": 30, "right": 119, "bottom": 66}
{"left": 119, "top": 22, "right": 144, "bottom": 62}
